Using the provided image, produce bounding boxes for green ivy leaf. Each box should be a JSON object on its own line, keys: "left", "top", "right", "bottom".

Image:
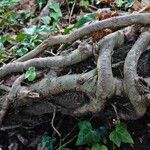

{"left": 49, "top": 2, "right": 61, "bottom": 14}
{"left": 50, "top": 12, "right": 60, "bottom": 21}
{"left": 68, "top": 0, "right": 75, "bottom": 4}
{"left": 42, "top": 16, "right": 51, "bottom": 25}
{"left": 37, "top": 25, "right": 52, "bottom": 33}
{"left": 125, "top": 0, "right": 134, "bottom": 8}
{"left": 76, "top": 121, "right": 100, "bottom": 146}
{"left": 0, "top": 0, "right": 20, "bottom": 9}
{"left": 48, "top": 2, "right": 62, "bottom": 18}
{"left": 97, "top": 126, "right": 108, "bottom": 137}
{"left": 109, "top": 131, "right": 121, "bottom": 147}
{"left": 115, "top": 0, "right": 125, "bottom": 7}
{"left": 16, "top": 33, "right": 25, "bottom": 42}
{"left": 80, "top": 0, "right": 90, "bottom": 8}
{"left": 119, "top": 130, "right": 134, "bottom": 144}
{"left": 16, "top": 47, "right": 28, "bottom": 56}
{"left": 74, "top": 13, "right": 96, "bottom": 29}
{"left": 25, "top": 66, "right": 36, "bottom": 81}
{"left": 23, "top": 25, "right": 37, "bottom": 35}
{"left": 115, "top": 0, "right": 133, "bottom": 8}
{"left": 116, "top": 123, "right": 134, "bottom": 144}
{"left": 41, "top": 136, "right": 56, "bottom": 150}
{"left": 91, "top": 143, "right": 108, "bottom": 150}
{"left": 78, "top": 120, "right": 92, "bottom": 130}
{"left": 109, "top": 123, "right": 134, "bottom": 147}
{"left": 48, "top": 2, "right": 62, "bottom": 28}
{"left": 36, "top": 0, "right": 47, "bottom": 9}
{"left": 116, "top": 123, "right": 127, "bottom": 132}
{"left": 0, "top": 43, "right": 5, "bottom": 51}
{"left": 64, "top": 13, "right": 96, "bottom": 34}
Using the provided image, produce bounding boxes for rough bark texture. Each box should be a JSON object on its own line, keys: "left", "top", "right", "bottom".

{"left": 0, "top": 13, "right": 150, "bottom": 125}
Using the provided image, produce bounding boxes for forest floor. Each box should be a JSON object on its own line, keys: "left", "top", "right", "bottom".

{"left": 0, "top": 0, "right": 150, "bottom": 149}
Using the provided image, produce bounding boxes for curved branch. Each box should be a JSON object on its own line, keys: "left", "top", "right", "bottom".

{"left": 1, "top": 69, "right": 149, "bottom": 122}
{"left": 16, "top": 13, "right": 150, "bottom": 62}
{"left": 74, "top": 30, "right": 125, "bottom": 114}
{"left": 96, "top": 30, "right": 125, "bottom": 100}
{"left": 0, "top": 43, "right": 92, "bottom": 79}
{"left": 0, "top": 75, "right": 25, "bottom": 126}
{"left": 124, "top": 30, "right": 150, "bottom": 118}
{"left": 30, "top": 69, "right": 97, "bottom": 97}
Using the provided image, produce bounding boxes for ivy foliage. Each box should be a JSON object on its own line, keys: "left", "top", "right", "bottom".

{"left": 25, "top": 66, "right": 36, "bottom": 81}
{"left": 0, "top": 1, "right": 62, "bottom": 63}
{"left": 64, "top": 13, "right": 96, "bottom": 34}
{"left": 76, "top": 121, "right": 108, "bottom": 150}
{"left": 109, "top": 122, "right": 134, "bottom": 147}
{"left": 115, "top": 0, "right": 134, "bottom": 9}
{"left": 41, "top": 136, "right": 56, "bottom": 150}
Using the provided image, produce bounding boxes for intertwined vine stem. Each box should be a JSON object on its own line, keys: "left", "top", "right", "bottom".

{"left": 0, "top": 13, "right": 150, "bottom": 126}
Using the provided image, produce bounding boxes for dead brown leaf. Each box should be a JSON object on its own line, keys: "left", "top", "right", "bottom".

{"left": 98, "top": 0, "right": 115, "bottom": 6}
{"left": 92, "top": 29, "right": 112, "bottom": 42}
{"left": 17, "top": 0, "right": 37, "bottom": 13}
{"left": 133, "top": 0, "right": 142, "bottom": 11}
{"left": 92, "top": 11, "right": 119, "bottom": 42}
{"left": 133, "top": 0, "right": 150, "bottom": 12}
{"left": 3, "top": 75, "right": 20, "bottom": 87}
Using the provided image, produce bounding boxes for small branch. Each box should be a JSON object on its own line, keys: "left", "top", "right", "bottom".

{"left": 0, "top": 125, "right": 20, "bottom": 131}
{"left": 0, "top": 84, "right": 11, "bottom": 92}
{"left": 112, "top": 61, "right": 124, "bottom": 68}
{"left": 51, "top": 105, "right": 61, "bottom": 137}
{"left": 69, "top": 0, "right": 76, "bottom": 25}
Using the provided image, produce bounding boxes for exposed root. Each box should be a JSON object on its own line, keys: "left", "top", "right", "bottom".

{"left": 75, "top": 30, "right": 125, "bottom": 114}
{"left": 0, "top": 42, "right": 93, "bottom": 79}
{"left": 0, "top": 75, "right": 25, "bottom": 126}
{"left": 0, "top": 14, "right": 150, "bottom": 124}
{"left": 124, "top": 30, "right": 150, "bottom": 118}
{"left": 51, "top": 105, "right": 61, "bottom": 137}
{"left": 135, "top": 77, "right": 150, "bottom": 102}
{"left": 0, "top": 84, "right": 11, "bottom": 92}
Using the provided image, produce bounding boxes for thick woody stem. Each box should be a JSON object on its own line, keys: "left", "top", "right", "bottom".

{"left": 30, "top": 69, "right": 97, "bottom": 97}
{"left": 0, "top": 97, "right": 10, "bottom": 126}
{"left": 0, "top": 75, "right": 25, "bottom": 126}
{"left": 0, "top": 43, "right": 93, "bottom": 79}
{"left": 0, "top": 27, "right": 149, "bottom": 123}
{"left": 16, "top": 13, "right": 150, "bottom": 62}
{"left": 96, "top": 31, "right": 124, "bottom": 100}
{"left": 124, "top": 30, "right": 150, "bottom": 119}
{"left": 74, "top": 30, "right": 125, "bottom": 114}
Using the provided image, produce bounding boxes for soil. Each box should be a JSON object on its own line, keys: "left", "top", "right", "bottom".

{"left": 0, "top": 43, "right": 149, "bottom": 150}
{"left": 0, "top": 1, "right": 150, "bottom": 148}
{"left": 0, "top": 110, "right": 150, "bottom": 150}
